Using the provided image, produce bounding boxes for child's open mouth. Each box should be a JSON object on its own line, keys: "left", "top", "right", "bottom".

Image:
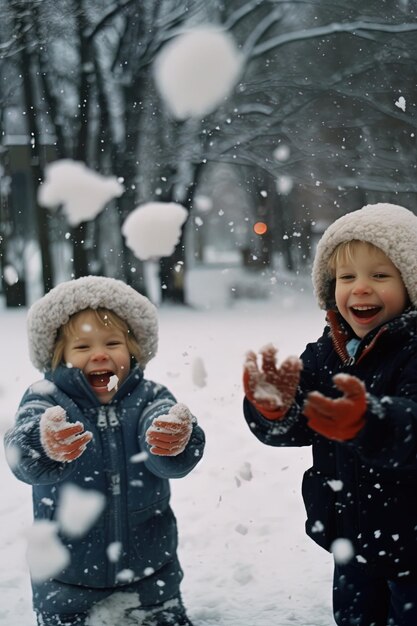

{"left": 350, "top": 305, "right": 382, "bottom": 319}
{"left": 87, "top": 370, "right": 113, "bottom": 389}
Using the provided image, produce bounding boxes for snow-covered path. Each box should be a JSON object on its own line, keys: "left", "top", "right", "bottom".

{"left": 0, "top": 274, "right": 334, "bottom": 625}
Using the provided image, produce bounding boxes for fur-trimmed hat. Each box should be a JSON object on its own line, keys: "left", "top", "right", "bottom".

{"left": 312, "top": 203, "right": 417, "bottom": 310}
{"left": 27, "top": 276, "right": 158, "bottom": 372}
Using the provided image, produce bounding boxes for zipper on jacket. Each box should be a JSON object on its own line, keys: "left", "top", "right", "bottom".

{"left": 97, "top": 409, "right": 107, "bottom": 429}
{"left": 96, "top": 406, "right": 123, "bottom": 585}
{"left": 108, "top": 407, "right": 119, "bottom": 428}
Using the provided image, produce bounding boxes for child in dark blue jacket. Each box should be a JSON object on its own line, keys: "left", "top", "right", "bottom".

{"left": 4, "top": 275, "right": 205, "bottom": 626}
{"left": 243, "top": 203, "right": 417, "bottom": 626}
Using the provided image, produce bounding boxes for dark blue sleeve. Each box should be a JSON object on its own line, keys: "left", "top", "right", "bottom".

{"left": 4, "top": 386, "right": 77, "bottom": 486}
{"left": 138, "top": 382, "right": 205, "bottom": 479}
{"left": 243, "top": 338, "right": 326, "bottom": 448}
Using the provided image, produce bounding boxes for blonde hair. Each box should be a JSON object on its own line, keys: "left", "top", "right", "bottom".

{"left": 327, "top": 240, "right": 382, "bottom": 275}
{"left": 51, "top": 307, "right": 141, "bottom": 370}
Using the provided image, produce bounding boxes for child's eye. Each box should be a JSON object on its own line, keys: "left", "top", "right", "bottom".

{"left": 74, "top": 344, "right": 89, "bottom": 350}
{"left": 374, "top": 273, "right": 388, "bottom": 279}
{"left": 337, "top": 274, "right": 354, "bottom": 280}
{"left": 107, "top": 341, "right": 121, "bottom": 347}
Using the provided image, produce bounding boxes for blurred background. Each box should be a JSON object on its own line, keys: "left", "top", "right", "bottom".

{"left": 1, "top": 0, "right": 416, "bottom": 308}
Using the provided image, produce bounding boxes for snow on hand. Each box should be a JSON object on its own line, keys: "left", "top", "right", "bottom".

{"left": 153, "top": 27, "right": 242, "bottom": 119}
{"left": 122, "top": 202, "right": 187, "bottom": 260}
{"left": 38, "top": 159, "right": 124, "bottom": 226}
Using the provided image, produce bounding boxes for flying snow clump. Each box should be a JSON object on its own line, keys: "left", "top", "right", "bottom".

{"left": 38, "top": 159, "right": 124, "bottom": 226}
{"left": 122, "top": 201, "right": 188, "bottom": 260}
{"left": 56, "top": 483, "right": 106, "bottom": 538}
{"left": 26, "top": 520, "right": 70, "bottom": 582}
{"left": 191, "top": 356, "right": 207, "bottom": 388}
{"left": 331, "top": 538, "right": 354, "bottom": 564}
{"left": 154, "top": 27, "right": 243, "bottom": 119}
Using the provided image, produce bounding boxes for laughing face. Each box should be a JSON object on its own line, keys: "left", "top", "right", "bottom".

{"left": 63, "top": 310, "right": 131, "bottom": 403}
{"left": 334, "top": 241, "right": 408, "bottom": 338}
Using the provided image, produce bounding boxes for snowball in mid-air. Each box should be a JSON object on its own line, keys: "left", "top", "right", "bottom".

{"left": 191, "top": 356, "right": 207, "bottom": 388}
{"left": 38, "top": 159, "right": 124, "bottom": 226}
{"left": 122, "top": 202, "right": 188, "bottom": 260}
{"left": 154, "top": 27, "right": 243, "bottom": 119}
{"left": 57, "top": 483, "right": 106, "bottom": 538}
{"left": 273, "top": 145, "right": 290, "bottom": 162}
{"left": 331, "top": 538, "right": 354, "bottom": 564}
{"left": 26, "top": 520, "right": 70, "bottom": 582}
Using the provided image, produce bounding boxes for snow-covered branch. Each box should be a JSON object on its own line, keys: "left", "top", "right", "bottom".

{"left": 252, "top": 20, "right": 417, "bottom": 57}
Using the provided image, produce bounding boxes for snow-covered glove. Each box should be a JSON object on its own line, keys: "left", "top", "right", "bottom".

{"left": 40, "top": 406, "right": 93, "bottom": 463}
{"left": 145, "top": 403, "right": 194, "bottom": 456}
{"left": 303, "top": 373, "right": 366, "bottom": 441}
{"left": 243, "top": 344, "right": 302, "bottom": 420}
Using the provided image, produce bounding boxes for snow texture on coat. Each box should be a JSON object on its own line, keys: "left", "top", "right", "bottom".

{"left": 244, "top": 310, "right": 417, "bottom": 579}
{"left": 27, "top": 276, "right": 158, "bottom": 372}
{"left": 4, "top": 364, "right": 205, "bottom": 611}
{"left": 312, "top": 203, "right": 417, "bottom": 310}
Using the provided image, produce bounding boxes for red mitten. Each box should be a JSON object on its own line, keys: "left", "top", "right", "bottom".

{"left": 146, "top": 403, "right": 193, "bottom": 456}
{"left": 303, "top": 373, "right": 366, "bottom": 441}
{"left": 40, "top": 406, "right": 93, "bottom": 462}
{"left": 243, "top": 344, "right": 302, "bottom": 420}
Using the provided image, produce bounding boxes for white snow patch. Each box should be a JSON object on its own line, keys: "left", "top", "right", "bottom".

{"left": 107, "top": 374, "right": 119, "bottom": 392}
{"left": 26, "top": 520, "right": 70, "bottom": 582}
{"left": 191, "top": 356, "right": 207, "bottom": 388}
{"left": 154, "top": 28, "right": 242, "bottom": 119}
{"left": 331, "top": 538, "right": 354, "bottom": 564}
{"left": 57, "top": 483, "right": 105, "bottom": 538}
{"left": 122, "top": 202, "right": 187, "bottom": 261}
{"left": 395, "top": 95, "right": 406, "bottom": 111}
{"left": 38, "top": 159, "right": 124, "bottom": 226}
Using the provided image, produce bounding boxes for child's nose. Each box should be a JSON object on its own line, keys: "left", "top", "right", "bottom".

{"left": 352, "top": 279, "right": 372, "bottom": 294}
{"left": 91, "top": 350, "right": 109, "bottom": 362}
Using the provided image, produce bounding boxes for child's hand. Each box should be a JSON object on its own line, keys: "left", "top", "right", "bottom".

{"left": 243, "top": 344, "right": 302, "bottom": 420}
{"left": 40, "top": 406, "right": 93, "bottom": 463}
{"left": 146, "top": 403, "right": 193, "bottom": 456}
{"left": 303, "top": 373, "right": 366, "bottom": 441}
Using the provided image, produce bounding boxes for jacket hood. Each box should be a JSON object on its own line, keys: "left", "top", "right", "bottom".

{"left": 27, "top": 276, "right": 158, "bottom": 372}
{"left": 312, "top": 203, "right": 417, "bottom": 310}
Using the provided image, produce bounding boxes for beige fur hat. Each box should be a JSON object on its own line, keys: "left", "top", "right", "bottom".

{"left": 312, "top": 203, "right": 417, "bottom": 310}
{"left": 27, "top": 276, "right": 158, "bottom": 372}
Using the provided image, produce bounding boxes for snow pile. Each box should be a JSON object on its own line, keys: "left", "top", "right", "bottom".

{"left": 38, "top": 159, "right": 124, "bottom": 226}
{"left": 122, "top": 201, "right": 188, "bottom": 260}
{"left": 87, "top": 592, "right": 140, "bottom": 626}
{"left": 154, "top": 28, "right": 242, "bottom": 119}
{"left": 57, "top": 483, "right": 106, "bottom": 538}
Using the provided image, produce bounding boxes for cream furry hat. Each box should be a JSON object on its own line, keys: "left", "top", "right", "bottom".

{"left": 27, "top": 276, "right": 158, "bottom": 372}
{"left": 312, "top": 203, "right": 417, "bottom": 310}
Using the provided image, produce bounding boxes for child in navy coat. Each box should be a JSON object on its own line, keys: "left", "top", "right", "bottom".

{"left": 243, "top": 203, "right": 417, "bottom": 626}
{"left": 5, "top": 276, "right": 205, "bottom": 626}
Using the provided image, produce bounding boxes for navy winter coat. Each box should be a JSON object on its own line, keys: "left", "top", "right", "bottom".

{"left": 5, "top": 364, "right": 205, "bottom": 601}
{"left": 244, "top": 309, "right": 417, "bottom": 579}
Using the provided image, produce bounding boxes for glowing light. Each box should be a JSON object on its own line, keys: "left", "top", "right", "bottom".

{"left": 253, "top": 221, "right": 268, "bottom": 235}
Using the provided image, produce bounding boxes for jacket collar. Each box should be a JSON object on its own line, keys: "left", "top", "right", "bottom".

{"left": 326, "top": 308, "right": 417, "bottom": 365}
{"left": 45, "top": 364, "right": 144, "bottom": 408}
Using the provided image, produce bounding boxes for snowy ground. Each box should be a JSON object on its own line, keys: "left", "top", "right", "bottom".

{"left": 0, "top": 267, "right": 334, "bottom": 626}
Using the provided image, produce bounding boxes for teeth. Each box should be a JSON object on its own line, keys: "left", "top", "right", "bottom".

{"left": 90, "top": 370, "right": 110, "bottom": 375}
{"left": 352, "top": 306, "right": 377, "bottom": 311}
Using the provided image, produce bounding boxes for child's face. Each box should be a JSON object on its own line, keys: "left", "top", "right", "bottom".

{"left": 63, "top": 310, "right": 131, "bottom": 403}
{"left": 334, "top": 242, "right": 408, "bottom": 338}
